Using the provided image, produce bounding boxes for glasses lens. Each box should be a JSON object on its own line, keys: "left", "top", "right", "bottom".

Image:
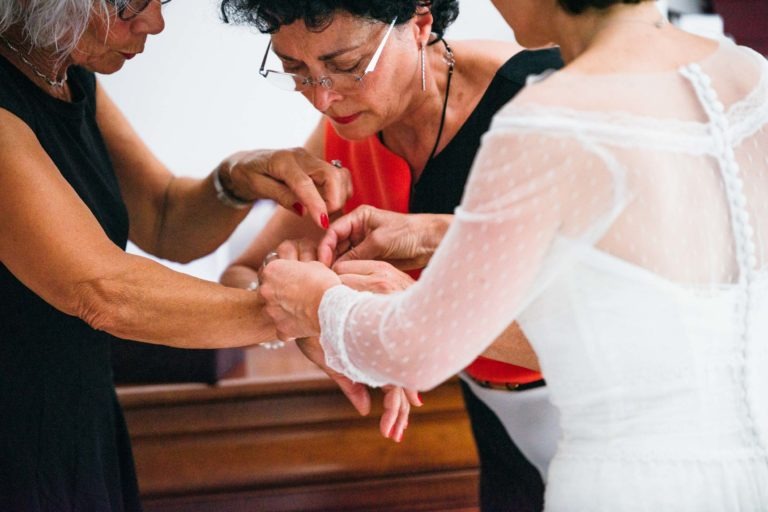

{"left": 119, "top": 0, "right": 169, "bottom": 20}
{"left": 262, "top": 71, "right": 365, "bottom": 94}
{"left": 324, "top": 74, "right": 364, "bottom": 93}
{"left": 264, "top": 72, "right": 305, "bottom": 92}
{"left": 118, "top": 0, "right": 145, "bottom": 19}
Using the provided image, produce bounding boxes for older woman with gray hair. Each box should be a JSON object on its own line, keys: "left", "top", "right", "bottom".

{"left": 0, "top": 1, "right": 419, "bottom": 510}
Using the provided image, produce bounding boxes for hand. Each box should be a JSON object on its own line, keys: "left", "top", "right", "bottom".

{"left": 295, "top": 337, "right": 422, "bottom": 442}
{"left": 317, "top": 205, "right": 451, "bottom": 269}
{"left": 219, "top": 148, "right": 353, "bottom": 229}
{"left": 267, "top": 237, "right": 321, "bottom": 263}
{"left": 258, "top": 256, "right": 341, "bottom": 341}
{"left": 335, "top": 260, "right": 416, "bottom": 294}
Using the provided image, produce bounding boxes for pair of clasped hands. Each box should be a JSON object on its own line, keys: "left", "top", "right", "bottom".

{"left": 259, "top": 172, "right": 442, "bottom": 442}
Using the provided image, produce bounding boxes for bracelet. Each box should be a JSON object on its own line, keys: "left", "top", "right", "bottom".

{"left": 212, "top": 166, "right": 254, "bottom": 209}
{"left": 244, "top": 279, "right": 285, "bottom": 349}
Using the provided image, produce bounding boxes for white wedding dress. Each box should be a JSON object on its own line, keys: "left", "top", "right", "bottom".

{"left": 319, "top": 39, "right": 768, "bottom": 511}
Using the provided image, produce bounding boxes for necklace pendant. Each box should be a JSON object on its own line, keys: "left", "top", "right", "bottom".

{"left": 443, "top": 47, "right": 456, "bottom": 68}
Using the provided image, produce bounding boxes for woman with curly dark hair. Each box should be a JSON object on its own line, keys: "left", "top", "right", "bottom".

{"left": 220, "top": 2, "right": 562, "bottom": 510}
{"left": 255, "top": 0, "right": 768, "bottom": 509}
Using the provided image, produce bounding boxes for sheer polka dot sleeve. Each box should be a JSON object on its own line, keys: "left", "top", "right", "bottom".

{"left": 318, "top": 116, "right": 627, "bottom": 390}
{"left": 317, "top": 41, "right": 768, "bottom": 390}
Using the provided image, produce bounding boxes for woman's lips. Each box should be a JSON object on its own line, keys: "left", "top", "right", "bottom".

{"left": 330, "top": 112, "right": 361, "bottom": 125}
{"left": 120, "top": 52, "right": 136, "bottom": 60}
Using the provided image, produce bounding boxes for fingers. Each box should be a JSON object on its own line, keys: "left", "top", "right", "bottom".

{"left": 307, "top": 159, "right": 353, "bottom": 213}
{"left": 333, "top": 259, "right": 387, "bottom": 275}
{"left": 333, "top": 375, "right": 372, "bottom": 416}
{"left": 268, "top": 152, "right": 329, "bottom": 229}
{"left": 336, "top": 260, "right": 416, "bottom": 293}
{"left": 270, "top": 239, "right": 320, "bottom": 264}
{"left": 227, "top": 148, "right": 355, "bottom": 230}
{"left": 294, "top": 336, "right": 373, "bottom": 416}
{"left": 405, "top": 389, "right": 423, "bottom": 407}
{"left": 317, "top": 229, "right": 339, "bottom": 267}
{"left": 380, "top": 386, "right": 410, "bottom": 443}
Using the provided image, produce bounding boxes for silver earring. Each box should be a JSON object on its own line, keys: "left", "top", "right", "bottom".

{"left": 420, "top": 41, "right": 426, "bottom": 91}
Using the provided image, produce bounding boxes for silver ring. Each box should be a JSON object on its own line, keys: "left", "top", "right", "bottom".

{"left": 330, "top": 159, "right": 343, "bottom": 169}
{"left": 262, "top": 251, "right": 279, "bottom": 268}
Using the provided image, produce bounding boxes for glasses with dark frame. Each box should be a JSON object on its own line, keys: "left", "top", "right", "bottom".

{"left": 116, "top": 0, "right": 173, "bottom": 21}
{"left": 259, "top": 17, "right": 398, "bottom": 94}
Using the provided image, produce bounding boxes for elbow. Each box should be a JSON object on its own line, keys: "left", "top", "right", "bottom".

{"left": 71, "top": 277, "right": 132, "bottom": 337}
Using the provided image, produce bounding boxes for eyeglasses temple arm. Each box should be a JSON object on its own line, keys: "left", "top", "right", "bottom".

{"left": 259, "top": 40, "right": 272, "bottom": 77}
{"left": 363, "top": 17, "right": 397, "bottom": 74}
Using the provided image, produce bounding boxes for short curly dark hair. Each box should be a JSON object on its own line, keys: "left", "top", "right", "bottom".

{"left": 219, "top": 0, "right": 459, "bottom": 39}
{"left": 557, "top": 0, "right": 645, "bottom": 14}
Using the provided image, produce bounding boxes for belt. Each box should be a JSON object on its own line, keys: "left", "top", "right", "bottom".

{"left": 468, "top": 376, "right": 546, "bottom": 392}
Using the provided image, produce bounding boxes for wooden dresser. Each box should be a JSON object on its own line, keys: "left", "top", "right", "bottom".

{"left": 118, "top": 345, "right": 480, "bottom": 512}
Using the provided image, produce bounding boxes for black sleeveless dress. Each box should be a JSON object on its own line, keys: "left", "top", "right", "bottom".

{"left": 0, "top": 54, "right": 142, "bottom": 511}
{"left": 410, "top": 48, "right": 563, "bottom": 512}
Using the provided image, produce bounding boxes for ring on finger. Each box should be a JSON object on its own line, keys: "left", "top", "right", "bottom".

{"left": 262, "top": 251, "right": 279, "bottom": 268}
{"left": 330, "top": 159, "right": 343, "bottom": 169}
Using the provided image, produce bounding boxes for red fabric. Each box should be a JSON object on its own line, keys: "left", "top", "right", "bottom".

{"left": 324, "top": 121, "right": 412, "bottom": 216}
{"left": 323, "top": 120, "right": 541, "bottom": 385}
{"left": 464, "top": 356, "right": 543, "bottom": 384}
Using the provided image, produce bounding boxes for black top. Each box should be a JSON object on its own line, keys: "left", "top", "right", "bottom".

{"left": 410, "top": 48, "right": 563, "bottom": 214}
{"left": 0, "top": 55, "right": 141, "bottom": 511}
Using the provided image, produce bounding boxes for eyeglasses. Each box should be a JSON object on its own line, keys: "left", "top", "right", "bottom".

{"left": 117, "top": 0, "right": 173, "bottom": 21}
{"left": 259, "top": 17, "right": 397, "bottom": 94}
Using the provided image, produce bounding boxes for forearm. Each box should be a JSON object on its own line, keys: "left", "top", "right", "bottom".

{"left": 74, "top": 251, "right": 275, "bottom": 348}
{"left": 151, "top": 172, "right": 249, "bottom": 262}
{"left": 480, "top": 322, "right": 540, "bottom": 371}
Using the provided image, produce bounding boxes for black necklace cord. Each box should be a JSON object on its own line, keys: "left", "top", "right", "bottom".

{"left": 426, "top": 38, "right": 454, "bottom": 164}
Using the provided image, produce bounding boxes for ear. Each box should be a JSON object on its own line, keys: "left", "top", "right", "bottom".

{"left": 410, "top": 10, "right": 434, "bottom": 47}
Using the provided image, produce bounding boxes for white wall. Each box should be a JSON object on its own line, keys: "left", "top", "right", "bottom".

{"left": 99, "top": 0, "right": 514, "bottom": 280}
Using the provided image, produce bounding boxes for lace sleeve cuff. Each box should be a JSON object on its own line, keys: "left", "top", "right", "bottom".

{"left": 318, "top": 285, "right": 390, "bottom": 388}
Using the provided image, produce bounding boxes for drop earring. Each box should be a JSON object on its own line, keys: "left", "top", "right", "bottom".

{"left": 420, "top": 41, "right": 426, "bottom": 91}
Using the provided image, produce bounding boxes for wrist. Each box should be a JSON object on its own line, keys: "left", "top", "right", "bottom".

{"left": 423, "top": 214, "right": 451, "bottom": 252}
{"left": 212, "top": 164, "right": 254, "bottom": 210}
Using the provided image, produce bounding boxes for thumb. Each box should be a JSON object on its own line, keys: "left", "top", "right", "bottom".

{"left": 332, "top": 374, "right": 371, "bottom": 416}
{"left": 334, "top": 238, "right": 380, "bottom": 265}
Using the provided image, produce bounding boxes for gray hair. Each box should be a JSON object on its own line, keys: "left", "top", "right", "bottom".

{"left": 0, "top": 0, "right": 128, "bottom": 56}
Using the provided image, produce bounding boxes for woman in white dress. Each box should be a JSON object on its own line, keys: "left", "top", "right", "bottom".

{"left": 257, "top": 0, "right": 768, "bottom": 509}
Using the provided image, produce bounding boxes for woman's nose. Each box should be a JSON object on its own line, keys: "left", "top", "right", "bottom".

{"left": 306, "top": 85, "right": 343, "bottom": 113}
{"left": 131, "top": 1, "right": 166, "bottom": 35}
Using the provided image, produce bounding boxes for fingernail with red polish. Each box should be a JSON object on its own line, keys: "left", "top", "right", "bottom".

{"left": 292, "top": 203, "right": 304, "bottom": 216}
{"left": 321, "top": 213, "right": 330, "bottom": 229}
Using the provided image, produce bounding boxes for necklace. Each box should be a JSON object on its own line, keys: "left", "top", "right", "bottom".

{"left": 377, "top": 39, "right": 455, "bottom": 169}
{"left": 0, "top": 34, "right": 68, "bottom": 88}
{"left": 426, "top": 38, "right": 455, "bottom": 164}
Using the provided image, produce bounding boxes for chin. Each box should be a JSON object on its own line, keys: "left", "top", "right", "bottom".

{"left": 83, "top": 56, "right": 127, "bottom": 75}
{"left": 332, "top": 121, "right": 378, "bottom": 142}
